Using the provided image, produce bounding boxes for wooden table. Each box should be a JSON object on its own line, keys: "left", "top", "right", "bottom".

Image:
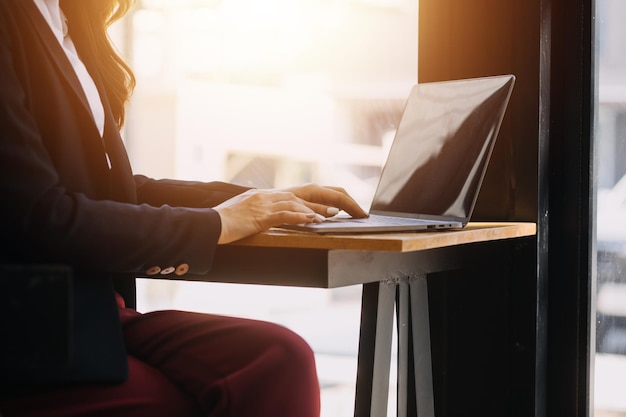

{"left": 189, "top": 222, "right": 537, "bottom": 417}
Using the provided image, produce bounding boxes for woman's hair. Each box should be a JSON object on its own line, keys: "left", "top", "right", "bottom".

{"left": 61, "top": 0, "right": 136, "bottom": 128}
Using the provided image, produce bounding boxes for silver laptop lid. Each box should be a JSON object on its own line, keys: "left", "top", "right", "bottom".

{"left": 370, "top": 74, "right": 515, "bottom": 224}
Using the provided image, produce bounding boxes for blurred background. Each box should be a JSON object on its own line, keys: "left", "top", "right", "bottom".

{"left": 595, "top": 0, "right": 626, "bottom": 415}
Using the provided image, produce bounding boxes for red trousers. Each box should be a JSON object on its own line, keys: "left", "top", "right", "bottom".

{"left": 1, "top": 309, "right": 321, "bottom": 417}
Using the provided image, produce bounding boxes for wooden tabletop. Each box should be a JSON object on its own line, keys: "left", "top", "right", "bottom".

{"left": 229, "top": 222, "right": 537, "bottom": 253}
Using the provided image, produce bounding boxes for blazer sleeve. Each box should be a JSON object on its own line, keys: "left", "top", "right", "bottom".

{"left": 134, "top": 175, "right": 251, "bottom": 208}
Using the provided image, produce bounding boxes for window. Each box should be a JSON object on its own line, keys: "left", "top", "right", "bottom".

{"left": 124, "top": 0, "right": 417, "bottom": 208}
{"left": 595, "top": 0, "right": 626, "bottom": 415}
{"left": 113, "top": 2, "right": 418, "bottom": 415}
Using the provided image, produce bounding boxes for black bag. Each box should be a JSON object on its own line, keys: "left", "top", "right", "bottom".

{"left": 1, "top": 264, "right": 128, "bottom": 388}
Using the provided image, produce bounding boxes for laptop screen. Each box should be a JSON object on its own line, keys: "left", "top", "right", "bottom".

{"left": 370, "top": 75, "right": 515, "bottom": 223}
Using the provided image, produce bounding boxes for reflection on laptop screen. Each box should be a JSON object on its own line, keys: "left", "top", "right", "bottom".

{"left": 370, "top": 76, "right": 514, "bottom": 221}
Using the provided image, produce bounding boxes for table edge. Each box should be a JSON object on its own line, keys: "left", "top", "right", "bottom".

{"left": 227, "top": 222, "right": 537, "bottom": 253}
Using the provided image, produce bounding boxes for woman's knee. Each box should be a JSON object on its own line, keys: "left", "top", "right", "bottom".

{"left": 227, "top": 321, "right": 321, "bottom": 417}
{"left": 261, "top": 321, "right": 317, "bottom": 375}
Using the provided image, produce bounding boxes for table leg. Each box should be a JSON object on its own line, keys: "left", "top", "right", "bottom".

{"left": 354, "top": 276, "right": 434, "bottom": 417}
{"left": 408, "top": 276, "right": 434, "bottom": 417}
{"left": 354, "top": 281, "right": 396, "bottom": 417}
{"left": 397, "top": 279, "right": 412, "bottom": 417}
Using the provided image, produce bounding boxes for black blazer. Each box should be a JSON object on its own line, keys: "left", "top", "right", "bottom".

{"left": 0, "top": 0, "right": 248, "bottom": 384}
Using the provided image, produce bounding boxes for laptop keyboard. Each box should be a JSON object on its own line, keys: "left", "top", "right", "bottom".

{"left": 329, "top": 214, "right": 439, "bottom": 226}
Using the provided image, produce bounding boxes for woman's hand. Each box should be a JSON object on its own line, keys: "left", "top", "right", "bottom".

{"left": 280, "top": 183, "right": 367, "bottom": 218}
{"left": 213, "top": 184, "right": 367, "bottom": 244}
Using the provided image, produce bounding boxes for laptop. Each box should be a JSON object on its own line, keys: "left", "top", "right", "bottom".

{"left": 283, "top": 74, "right": 515, "bottom": 234}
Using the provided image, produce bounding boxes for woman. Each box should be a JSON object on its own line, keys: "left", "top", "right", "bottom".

{"left": 0, "top": 0, "right": 367, "bottom": 416}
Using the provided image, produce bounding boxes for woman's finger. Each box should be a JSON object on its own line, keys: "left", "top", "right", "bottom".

{"left": 302, "top": 202, "right": 342, "bottom": 217}
{"left": 284, "top": 184, "right": 367, "bottom": 217}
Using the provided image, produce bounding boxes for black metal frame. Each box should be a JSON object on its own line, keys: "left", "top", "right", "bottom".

{"left": 354, "top": 276, "right": 434, "bottom": 417}
{"left": 419, "top": 0, "right": 596, "bottom": 415}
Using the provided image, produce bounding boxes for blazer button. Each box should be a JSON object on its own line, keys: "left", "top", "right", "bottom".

{"left": 175, "top": 263, "right": 190, "bottom": 276}
{"left": 146, "top": 266, "right": 161, "bottom": 275}
{"left": 161, "top": 266, "right": 176, "bottom": 275}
